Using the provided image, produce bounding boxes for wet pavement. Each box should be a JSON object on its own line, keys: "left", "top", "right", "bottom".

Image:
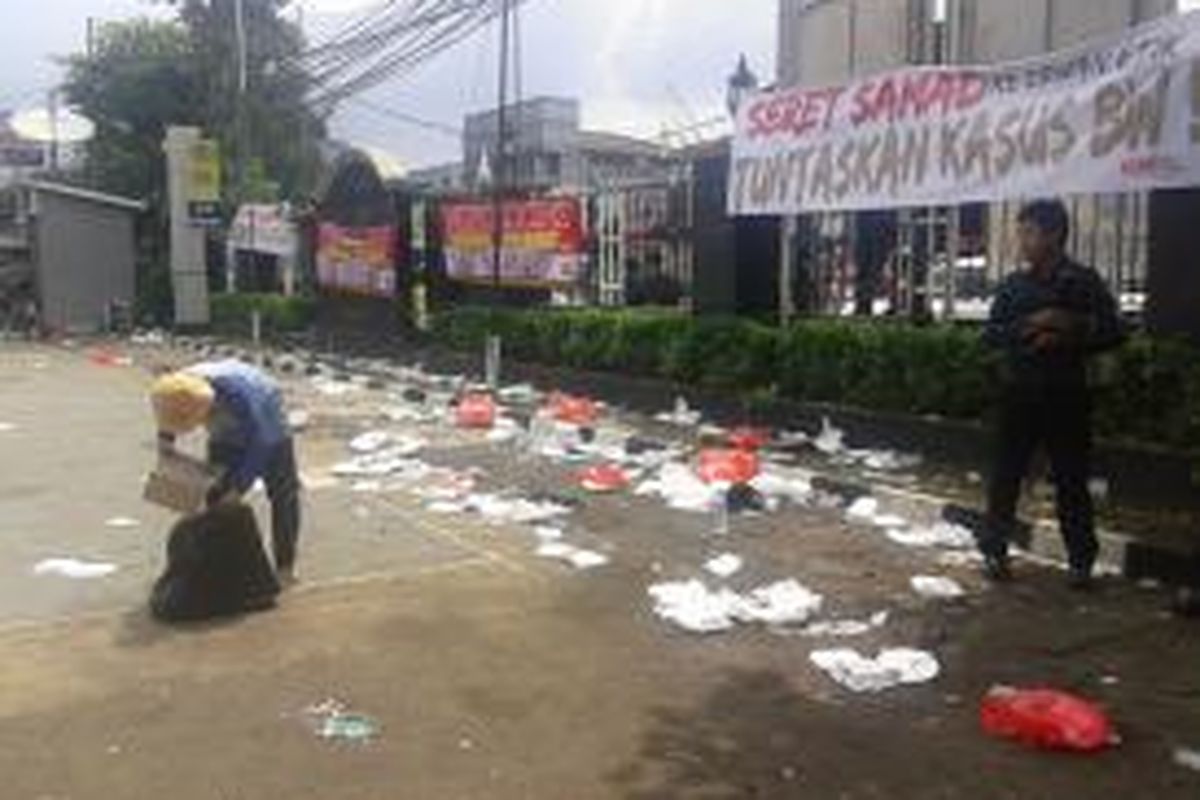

{"left": 0, "top": 337, "right": 1197, "bottom": 799}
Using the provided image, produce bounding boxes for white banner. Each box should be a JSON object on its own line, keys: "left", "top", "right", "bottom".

{"left": 730, "top": 11, "right": 1200, "bottom": 216}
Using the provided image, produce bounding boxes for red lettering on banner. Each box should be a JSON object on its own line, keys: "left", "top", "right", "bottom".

{"left": 851, "top": 70, "right": 986, "bottom": 126}
{"left": 747, "top": 86, "right": 847, "bottom": 139}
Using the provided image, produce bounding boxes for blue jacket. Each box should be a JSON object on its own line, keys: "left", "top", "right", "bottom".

{"left": 186, "top": 360, "right": 288, "bottom": 493}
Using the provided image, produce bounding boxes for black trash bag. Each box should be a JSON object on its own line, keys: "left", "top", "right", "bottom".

{"left": 150, "top": 503, "right": 280, "bottom": 623}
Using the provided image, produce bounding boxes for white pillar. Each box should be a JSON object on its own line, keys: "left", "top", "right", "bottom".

{"left": 163, "top": 126, "right": 211, "bottom": 326}
{"left": 780, "top": 215, "right": 798, "bottom": 322}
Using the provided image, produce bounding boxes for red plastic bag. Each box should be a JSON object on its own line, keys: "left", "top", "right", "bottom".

{"left": 697, "top": 448, "right": 761, "bottom": 485}
{"left": 88, "top": 348, "right": 128, "bottom": 367}
{"left": 980, "top": 686, "right": 1119, "bottom": 752}
{"left": 575, "top": 464, "right": 630, "bottom": 493}
{"left": 727, "top": 426, "right": 771, "bottom": 451}
{"left": 456, "top": 393, "right": 497, "bottom": 429}
{"left": 548, "top": 393, "right": 599, "bottom": 426}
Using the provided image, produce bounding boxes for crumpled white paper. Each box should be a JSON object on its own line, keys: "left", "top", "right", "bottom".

{"left": 536, "top": 542, "right": 610, "bottom": 570}
{"left": 649, "top": 579, "right": 824, "bottom": 634}
{"left": 33, "top": 558, "right": 118, "bottom": 579}
{"left": 809, "top": 648, "right": 940, "bottom": 692}
{"left": 910, "top": 575, "right": 967, "bottom": 599}
{"left": 886, "top": 522, "right": 976, "bottom": 550}
{"left": 704, "top": 553, "right": 745, "bottom": 579}
{"left": 104, "top": 516, "right": 141, "bottom": 529}
{"left": 349, "top": 430, "right": 392, "bottom": 453}
{"left": 654, "top": 397, "right": 702, "bottom": 427}
{"left": 636, "top": 463, "right": 720, "bottom": 513}
{"left": 801, "top": 611, "right": 890, "bottom": 638}
{"left": 814, "top": 418, "right": 846, "bottom": 455}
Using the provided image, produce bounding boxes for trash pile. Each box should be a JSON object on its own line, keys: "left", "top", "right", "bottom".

{"left": 809, "top": 648, "right": 941, "bottom": 693}
{"left": 648, "top": 579, "right": 824, "bottom": 634}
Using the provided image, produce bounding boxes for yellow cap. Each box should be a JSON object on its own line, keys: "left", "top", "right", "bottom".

{"left": 151, "top": 372, "right": 215, "bottom": 434}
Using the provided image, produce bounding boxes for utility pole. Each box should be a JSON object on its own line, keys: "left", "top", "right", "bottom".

{"left": 491, "top": 0, "right": 512, "bottom": 292}
{"left": 233, "top": 0, "right": 249, "bottom": 204}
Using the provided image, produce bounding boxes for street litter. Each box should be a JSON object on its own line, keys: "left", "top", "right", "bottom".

{"left": 887, "top": 521, "right": 976, "bottom": 550}
{"left": 104, "top": 517, "right": 141, "bottom": 529}
{"left": 498, "top": 383, "right": 540, "bottom": 404}
{"left": 704, "top": 553, "right": 744, "bottom": 579}
{"left": 311, "top": 376, "right": 360, "bottom": 397}
{"left": 980, "top": 686, "right": 1119, "bottom": 752}
{"left": 486, "top": 417, "right": 521, "bottom": 443}
{"left": 304, "top": 699, "right": 379, "bottom": 743}
{"left": 750, "top": 469, "right": 814, "bottom": 505}
{"left": 1173, "top": 748, "right": 1200, "bottom": 773}
{"left": 535, "top": 542, "right": 610, "bottom": 570}
{"left": 800, "top": 611, "right": 889, "bottom": 638}
{"left": 911, "top": 575, "right": 967, "bottom": 600}
{"left": 778, "top": 430, "right": 810, "bottom": 446}
{"left": 636, "top": 463, "right": 721, "bottom": 513}
{"left": 332, "top": 440, "right": 425, "bottom": 477}
{"left": 937, "top": 551, "right": 984, "bottom": 568}
{"left": 846, "top": 496, "right": 880, "bottom": 521}
{"left": 814, "top": 418, "right": 846, "bottom": 455}
{"left": 287, "top": 410, "right": 311, "bottom": 432}
{"left": 548, "top": 392, "right": 599, "bottom": 425}
{"left": 697, "top": 448, "right": 761, "bottom": 485}
{"left": 846, "top": 448, "right": 922, "bottom": 472}
{"left": 130, "top": 330, "right": 167, "bottom": 345}
{"left": 33, "top": 558, "right": 118, "bottom": 579}
{"left": 648, "top": 579, "right": 824, "bottom": 634}
{"left": 456, "top": 393, "right": 498, "bottom": 429}
{"left": 655, "top": 397, "right": 702, "bottom": 427}
{"left": 351, "top": 481, "right": 383, "bottom": 493}
{"left": 727, "top": 427, "right": 771, "bottom": 451}
{"left": 735, "top": 580, "right": 824, "bottom": 626}
{"left": 648, "top": 580, "right": 742, "bottom": 634}
{"left": 810, "top": 648, "right": 940, "bottom": 693}
{"left": 533, "top": 526, "right": 564, "bottom": 541}
{"left": 575, "top": 464, "right": 631, "bottom": 493}
{"left": 349, "top": 430, "right": 392, "bottom": 453}
{"left": 463, "top": 493, "right": 573, "bottom": 525}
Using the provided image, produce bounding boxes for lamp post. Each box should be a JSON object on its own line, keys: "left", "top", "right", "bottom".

{"left": 726, "top": 54, "right": 759, "bottom": 119}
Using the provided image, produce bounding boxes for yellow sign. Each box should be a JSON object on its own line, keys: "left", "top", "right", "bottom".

{"left": 187, "top": 139, "right": 221, "bottom": 222}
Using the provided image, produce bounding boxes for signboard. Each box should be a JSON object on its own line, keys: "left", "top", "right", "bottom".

{"left": 730, "top": 11, "right": 1200, "bottom": 216}
{"left": 229, "top": 204, "right": 296, "bottom": 258}
{"left": 316, "top": 223, "right": 397, "bottom": 297}
{"left": 0, "top": 144, "right": 45, "bottom": 169}
{"left": 441, "top": 198, "right": 584, "bottom": 286}
{"left": 187, "top": 139, "right": 221, "bottom": 223}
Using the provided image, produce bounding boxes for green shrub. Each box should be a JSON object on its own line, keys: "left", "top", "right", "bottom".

{"left": 211, "top": 293, "right": 316, "bottom": 336}
{"left": 431, "top": 307, "right": 1200, "bottom": 452}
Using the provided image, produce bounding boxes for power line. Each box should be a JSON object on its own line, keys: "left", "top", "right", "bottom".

{"left": 345, "top": 95, "right": 462, "bottom": 139}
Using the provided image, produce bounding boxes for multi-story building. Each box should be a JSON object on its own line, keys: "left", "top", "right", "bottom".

{"left": 461, "top": 96, "right": 674, "bottom": 193}
{"left": 775, "top": 0, "right": 1184, "bottom": 318}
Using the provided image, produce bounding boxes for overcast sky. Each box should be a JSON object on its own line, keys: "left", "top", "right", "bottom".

{"left": 0, "top": 0, "right": 776, "bottom": 169}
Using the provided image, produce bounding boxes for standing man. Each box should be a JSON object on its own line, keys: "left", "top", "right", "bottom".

{"left": 151, "top": 359, "right": 301, "bottom": 586}
{"left": 981, "top": 199, "right": 1124, "bottom": 589}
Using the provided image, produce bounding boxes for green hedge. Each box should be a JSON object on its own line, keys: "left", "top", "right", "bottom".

{"left": 431, "top": 307, "right": 1200, "bottom": 453}
{"left": 211, "top": 293, "right": 316, "bottom": 335}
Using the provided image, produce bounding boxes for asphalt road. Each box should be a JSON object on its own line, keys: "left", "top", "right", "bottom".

{"left": 0, "top": 339, "right": 1197, "bottom": 800}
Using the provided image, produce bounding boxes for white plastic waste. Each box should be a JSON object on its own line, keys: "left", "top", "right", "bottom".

{"left": 536, "top": 542, "right": 610, "bottom": 570}
{"left": 636, "top": 463, "right": 720, "bottom": 513}
{"left": 910, "top": 575, "right": 967, "bottom": 600}
{"left": 532, "top": 526, "right": 564, "bottom": 541}
{"left": 801, "top": 612, "right": 890, "bottom": 638}
{"left": 332, "top": 440, "right": 425, "bottom": 476}
{"left": 104, "top": 517, "right": 140, "bottom": 529}
{"left": 886, "top": 522, "right": 976, "bottom": 550}
{"left": 704, "top": 553, "right": 745, "bottom": 579}
{"left": 846, "top": 497, "right": 880, "bottom": 521}
{"left": 809, "top": 648, "right": 941, "bottom": 693}
{"left": 467, "top": 493, "right": 572, "bottom": 525}
{"left": 654, "top": 397, "right": 702, "bottom": 427}
{"left": 487, "top": 417, "right": 522, "bottom": 444}
{"left": 734, "top": 580, "right": 824, "bottom": 626}
{"left": 1174, "top": 748, "right": 1200, "bottom": 773}
{"left": 648, "top": 580, "right": 742, "bottom": 634}
{"left": 497, "top": 383, "right": 541, "bottom": 404}
{"left": 751, "top": 470, "right": 814, "bottom": 505}
{"left": 814, "top": 418, "right": 846, "bottom": 455}
{"left": 287, "top": 410, "right": 311, "bottom": 432}
{"left": 349, "top": 431, "right": 391, "bottom": 453}
{"left": 33, "top": 558, "right": 118, "bottom": 579}
{"left": 0, "top": 422, "right": 18, "bottom": 433}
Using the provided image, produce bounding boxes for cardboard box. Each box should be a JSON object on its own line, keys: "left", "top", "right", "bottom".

{"left": 143, "top": 451, "right": 219, "bottom": 514}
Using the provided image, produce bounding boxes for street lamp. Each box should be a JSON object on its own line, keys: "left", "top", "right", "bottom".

{"left": 726, "top": 54, "right": 759, "bottom": 119}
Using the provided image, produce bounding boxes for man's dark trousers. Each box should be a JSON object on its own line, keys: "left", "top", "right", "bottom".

{"left": 983, "top": 388, "right": 1098, "bottom": 572}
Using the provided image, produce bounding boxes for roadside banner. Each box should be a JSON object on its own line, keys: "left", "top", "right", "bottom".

{"left": 730, "top": 11, "right": 1200, "bottom": 216}
{"left": 316, "top": 223, "right": 397, "bottom": 297}
{"left": 229, "top": 204, "right": 296, "bottom": 258}
{"left": 441, "top": 198, "right": 584, "bottom": 287}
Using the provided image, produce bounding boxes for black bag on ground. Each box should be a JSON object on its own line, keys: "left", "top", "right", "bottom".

{"left": 150, "top": 502, "right": 280, "bottom": 623}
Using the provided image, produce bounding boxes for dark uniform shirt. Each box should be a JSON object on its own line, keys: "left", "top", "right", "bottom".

{"left": 983, "top": 258, "right": 1124, "bottom": 395}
